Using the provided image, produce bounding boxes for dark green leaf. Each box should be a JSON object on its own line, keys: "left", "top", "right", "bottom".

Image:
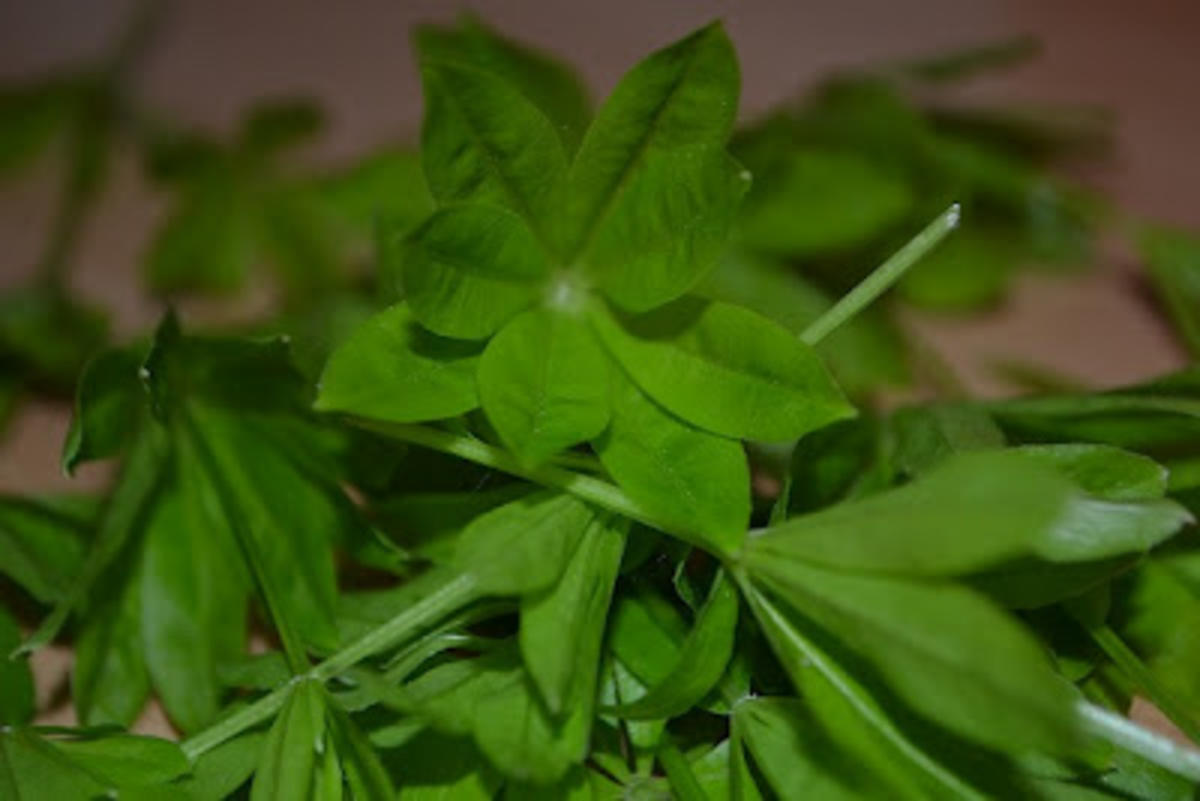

{"left": 318, "top": 147, "right": 434, "bottom": 235}
{"left": 415, "top": 16, "right": 591, "bottom": 153}
{"left": 0, "top": 286, "right": 108, "bottom": 388}
{"left": 403, "top": 204, "right": 548, "bottom": 339}
{"left": 455, "top": 490, "right": 594, "bottom": 596}
{"left": 605, "top": 570, "right": 738, "bottom": 720}
{"left": 563, "top": 23, "right": 745, "bottom": 310}
{"left": 748, "top": 562, "right": 1079, "bottom": 754}
{"left": 592, "top": 296, "right": 854, "bottom": 441}
{"left": 1143, "top": 226, "right": 1200, "bottom": 358}
{"left": 887, "top": 404, "right": 1004, "bottom": 477}
{"left": 478, "top": 306, "right": 610, "bottom": 465}
{"left": 520, "top": 512, "right": 626, "bottom": 714}
{"left": 899, "top": 226, "right": 1014, "bottom": 310}
{"left": 315, "top": 302, "right": 483, "bottom": 423}
{"left": 0, "top": 608, "right": 34, "bottom": 725}
{"left": 0, "top": 495, "right": 91, "bottom": 604}
{"left": 61, "top": 345, "right": 145, "bottom": 474}
{"left": 251, "top": 679, "right": 327, "bottom": 801}
{"left": 240, "top": 98, "right": 325, "bottom": 155}
{"left": 175, "top": 730, "right": 265, "bottom": 800}
{"left": 327, "top": 702, "right": 396, "bottom": 801}
{"left": 0, "top": 728, "right": 112, "bottom": 799}
{"left": 593, "top": 372, "right": 750, "bottom": 553}
{"left": 733, "top": 697, "right": 864, "bottom": 800}
{"left": 0, "top": 80, "right": 74, "bottom": 174}
{"left": 419, "top": 60, "right": 568, "bottom": 238}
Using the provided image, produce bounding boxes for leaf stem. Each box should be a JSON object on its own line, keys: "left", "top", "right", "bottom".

{"left": 1077, "top": 700, "right": 1200, "bottom": 782}
{"left": 180, "top": 572, "right": 478, "bottom": 762}
{"left": 800, "top": 203, "right": 961, "bottom": 347}
{"left": 348, "top": 418, "right": 689, "bottom": 540}
{"left": 1078, "top": 620, "right": 1200, "bottom": 744}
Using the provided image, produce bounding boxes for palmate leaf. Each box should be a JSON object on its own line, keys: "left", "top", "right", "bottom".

{"left": 23, "top": 314, "right": 365, "bottom": 731}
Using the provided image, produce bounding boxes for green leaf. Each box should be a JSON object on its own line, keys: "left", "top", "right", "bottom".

{"left": 386, "top": 730, "right": 500, "bottom": 799}
{"left": 0, "top": 80, "right": 73, "bottom": 175}
{"left": 1014, "top": 443, "right": 1169, "bottom": 500}
{"left": 327, "top": 703, "right": 396, "bottom": 801}
{"left": 251, "top": 680, "right": 327, "bottom": 801}
{"left": 240, "top": 98, "right": 325, "bottom": 155}
{"left": 0, "top": 608, "right": 34, "bottom": 725}
{"left": 188, "top": 404, "right": 345, "bottom": 656}
{"left": 73, "top": 550, "right": 149, "bottom": 727}
{"left": 898, "top": 226, "right": 1015, "bottom": 310}
{"left": 605, "top": 570, "right": 738, "bottom": 720}
{"left": 594, "top": 373, "right": 750, "bottom": 553}
{"left": 737, "top": 148, "right": 912, "bottom": 256}
{"left": 697, "top": 255, "right": 910, "bottom": 396}
{"left": 733, "top": 697, "right": 864, "bottom": 800}
{"left": 174, "top": 730, "right": 266, "bottom": 800}
{"left": 748, "top": 562, "right": 1079, "bottom": 754}
{"left": 61, "top": 345, "right": 145, "bottom": 474}
{"left": 472, "top": 669, "right": 591, "bottom": 785}
{"left": 591, "top": 296, "right": 854, "bottom": 441}
{"left": 745, "top": 451, "right": 1189, "bottom": 578}
{"left": 415, "top": 16, "right": 591, "bottom": 153}
{"left": 419, "top": 59, "right": 568, "bottom": 239}
{"left": 454, "top": 490, "right": 594, "bottom": 596}
{"left": 520, "top": 512, "right": 626, "bottom": 714}
{"left": 0, "top": 495, "right": 91, "bottom": 603}
{"left": 0, "top": 286, "right": 108, "bottom": 389}
{"left": 140, "top": 438, "right": 249, "bottom": 733}
{"left": 53, "top": 733, "right": 190, "bottom": 787}
{"left": 315, "top": 302, "right": 483, "bottom": 423}
{"left": 563, "top": 24, "right": 745, "bottom": 310}
{"left": 0, "top": 728, "right": 112, "bottom": 799}
{"left": 403, "top": 204, "right": 548, "bottom": 339}
{"left": 1142, "top": 226, "right": 1200, "bottom": 358}
{"left": 478, "top": 307, "right": 610, "bottom": 465}
{"left": 743, "top": 585, "right": 996, "bottom": 800}
{"left": 887, "top": 404, "right": 1005, "bottom": 477}
{"left": 318, "top": 147, "right": 434, "bottom": 236}
{"left": 145, "top": 172, "right": 256, "bottom": 295}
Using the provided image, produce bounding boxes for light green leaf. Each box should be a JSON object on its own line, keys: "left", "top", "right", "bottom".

{"left": 318, "top": 147, "right": 434, "bottom": 236}
{"left": 455, "top": 490, "right": 594, "bottom": 596}
{"left": 591, "top": 296, "right": 854, "bottom": 441}
{"left": 414, "top": 16, "right": 591, "bottom": 153}
{"left": 315, "top": 302, "right": 483, "bottom": 424}
{"left": 419, "top": 61, "right": 567, "bottom": 238}
{"left": 733, "top": 697, "right": 864, "bottom": 800}
{"left": 520, "top": 512, "right": 626, "bottom": 715}
{"left": 563, "top": 23, "right": 744, "bottom": 310}
{"left": 745, "top": 451, "right": 1189, "bottom": 578}
{"left": 1013, "top": 444, "right": 1169, "bottom": 500}
{"left": 738, "top": 148, "right": 912, "bottom": 256}
{"left": 749, "top": 562, "right": 1079, "bottom": 754}
{"left": 251, "top": 680, "right": 327, "bottom": 801}
{"left": 594, "top": 373, "right": 750, "bottom": 553}
{"left": 403, "top": 204, "right": 548, "bottom": 339}
{"left": 0, "top": 728, "right": 112, "bottom": 799}
{"left": 53, "top": 733, "right": 190, "bottom": 787}
{"left": 605, "top": 570, "right": 738, "bottom": 720}
{"left": 0, "top": 608, "right": 33, "bottom": 725}
{"left": 479, "top": 307, "right": 610, "bottom": 465}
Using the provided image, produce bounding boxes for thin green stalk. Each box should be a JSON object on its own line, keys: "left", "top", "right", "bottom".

{"left": 349, "top": 418, "right": 687, "bottom": 540}
{"left": 180, "top": 572, "right": 478, "bottom": 762}
{"left": 1077, "top": 701, "right": 1200, "bottom": 783}
{"left": 801, "top": 203, "right": 961, "bottom": 347}
{"left": 1080, "top": 621, "right": 1200, "bottom": 744}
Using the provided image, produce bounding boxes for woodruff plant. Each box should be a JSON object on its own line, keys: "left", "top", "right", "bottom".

{"left": 2, "top": 17, "right": 1200, "bottom": 801}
